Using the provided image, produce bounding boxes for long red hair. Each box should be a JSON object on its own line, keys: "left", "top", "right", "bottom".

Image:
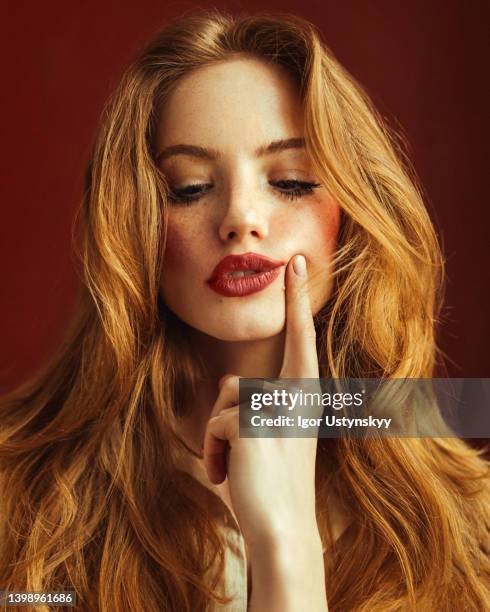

{"left": 1, "top": 10, "right": 489, "bottom": 611}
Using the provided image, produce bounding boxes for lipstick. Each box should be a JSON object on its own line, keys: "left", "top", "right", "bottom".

{"left": 206, "top": 252, "right": 284, "bottom": 297}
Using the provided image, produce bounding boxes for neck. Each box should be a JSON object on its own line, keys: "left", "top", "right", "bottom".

{"left": 178, "top": 328, "right": 286, "bottom": 450}
{"left": 191, "top": 327, "right": 286, "bottom": 380}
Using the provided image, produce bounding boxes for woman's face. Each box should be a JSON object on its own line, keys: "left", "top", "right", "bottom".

{"left": 156, "top": 57, "right": 340, "bottom": 341}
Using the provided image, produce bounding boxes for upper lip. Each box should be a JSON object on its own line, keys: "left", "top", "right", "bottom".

{"left": 207, "top": 252, "right": 285, "bottom": 281}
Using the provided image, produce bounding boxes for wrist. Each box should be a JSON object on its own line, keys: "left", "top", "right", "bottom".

{"left": 247, "top": 521, "right": 324, "bottom": 565}
{"left": 248, "top": 526, "right": 327, "bottom": 612}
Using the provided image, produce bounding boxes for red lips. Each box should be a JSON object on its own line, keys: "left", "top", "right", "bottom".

{"left": 206, "top": 252, "right": 285, "bottom": 297}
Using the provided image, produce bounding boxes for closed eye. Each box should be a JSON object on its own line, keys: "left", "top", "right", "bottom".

{"left": 167, "top": 183, "right": 213, "bottom": 205}
{"left": 272, "top": 179, "right": 321, "bottom": 202}
{"left": 167, "top": 179, "right": 321, "bottom": 206}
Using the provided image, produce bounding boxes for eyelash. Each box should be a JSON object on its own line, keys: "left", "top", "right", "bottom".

{"left": 167, "top": 180, "right": 321, "bottom": 206}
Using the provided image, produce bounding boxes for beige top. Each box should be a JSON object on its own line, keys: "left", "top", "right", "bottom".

{"left": 176, "top": 452, "right": 249, "bottom": 610}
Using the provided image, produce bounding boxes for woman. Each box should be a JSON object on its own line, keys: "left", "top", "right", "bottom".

{"left": 1, "top": 9, "right": 489, "bottom": 611}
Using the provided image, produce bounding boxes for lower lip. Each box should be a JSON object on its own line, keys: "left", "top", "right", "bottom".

{"left": 207, "top": 268, "right": 281, "bottom": 297}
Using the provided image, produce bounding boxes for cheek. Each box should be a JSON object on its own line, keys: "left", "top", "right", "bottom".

{"left": 317, "top": 204, "right": 341, "bottom": 253}
{"left": 291, "top": 202, "right": 341, "bottom": 260}
{"left": 163, "top": 217, "right": 202, "bottom": 270}
{"left": 301, "top": 203, "right": 341, "bottom": 306}
{"left": 163, "top": 224, "right": 186, "bottom": 268}
{"left": 160, "top": 220, "right": 197, "bottom": 297}
{"left": 160, "top": 215, "right": 212, "bottom": 304}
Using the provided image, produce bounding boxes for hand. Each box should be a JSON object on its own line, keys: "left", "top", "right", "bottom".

{"left": 202, "top": 254, "right": 322, "bottom": 552}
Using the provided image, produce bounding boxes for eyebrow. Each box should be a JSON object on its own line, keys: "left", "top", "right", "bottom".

{"left": 155, "top": 137, "right": 305, "bottom": 163}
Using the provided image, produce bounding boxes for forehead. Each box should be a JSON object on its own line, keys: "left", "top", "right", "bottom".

{"left": 156, "top": 57, "right": 303, "bottom": 153}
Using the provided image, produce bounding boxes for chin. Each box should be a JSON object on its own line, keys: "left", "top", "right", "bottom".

{"left": 192, "top": 312, "right": 285, "bottom": 342}
{"left": 207, "top": 327, "right": 282, "bottom": 342}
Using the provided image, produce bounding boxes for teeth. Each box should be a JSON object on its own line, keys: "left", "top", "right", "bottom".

{"left": 229, "top": 270, "right": 260, "bottom": 278}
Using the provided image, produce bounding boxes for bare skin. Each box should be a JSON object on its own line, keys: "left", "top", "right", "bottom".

{"left": 156, "top": 56, "right": 346, "bottom": 610}
{"left": 203, "top": 255, "right": 326, "bottom": 610}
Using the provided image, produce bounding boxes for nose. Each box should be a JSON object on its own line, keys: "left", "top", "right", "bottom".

{"left": 218, "top": 185, "right": 269, "bottom": 243}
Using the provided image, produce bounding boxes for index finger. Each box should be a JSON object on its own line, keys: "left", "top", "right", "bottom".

{"left": 280, "top": 254, "right": 319, "bottom": 378}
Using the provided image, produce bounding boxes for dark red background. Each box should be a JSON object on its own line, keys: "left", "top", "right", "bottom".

{"left": 1, "top": 0, "right": 489, "bottom": 393}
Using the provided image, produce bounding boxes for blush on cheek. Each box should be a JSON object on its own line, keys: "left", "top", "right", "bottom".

{"left": 163, "top": 224, "right": 189, "bottom": 267}
{"left": 273, "top": 214, "right": 291, "bottom": 236}
{"left": 322, "top": 204, "right": 342, "bottom": 246}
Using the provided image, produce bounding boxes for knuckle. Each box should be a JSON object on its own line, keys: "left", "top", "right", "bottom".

{"left": 218, "top": 405, "right": 237, "bottom": 417}
{"left": 222, "top": 374, "right": 240, "bottom": 390}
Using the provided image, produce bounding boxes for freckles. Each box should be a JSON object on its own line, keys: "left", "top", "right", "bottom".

{"left": 164, "top": 227, "right": 183, "bottom": 266}
{"left": 163, "top": 224, "right": 195, "bottom": 269}
{"left": 272, "top": 214, "right": 291, "bottom": 237}
{"left": 323, "top": 214, "right": 340, "bottom": 245}
{"left": 163, "top": 222, "right": 190, "bottom": 267}
{"left": 316, "top": 203, "right": 341, "bottom": 247}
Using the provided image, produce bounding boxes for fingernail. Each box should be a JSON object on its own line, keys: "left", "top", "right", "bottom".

{"left": 293, "top": 255, "right": 307, "bottom": 276}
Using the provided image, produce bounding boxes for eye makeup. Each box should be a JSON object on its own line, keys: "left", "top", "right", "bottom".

{"left": 167, "top": 179, "right": 321, "bottom": 206}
